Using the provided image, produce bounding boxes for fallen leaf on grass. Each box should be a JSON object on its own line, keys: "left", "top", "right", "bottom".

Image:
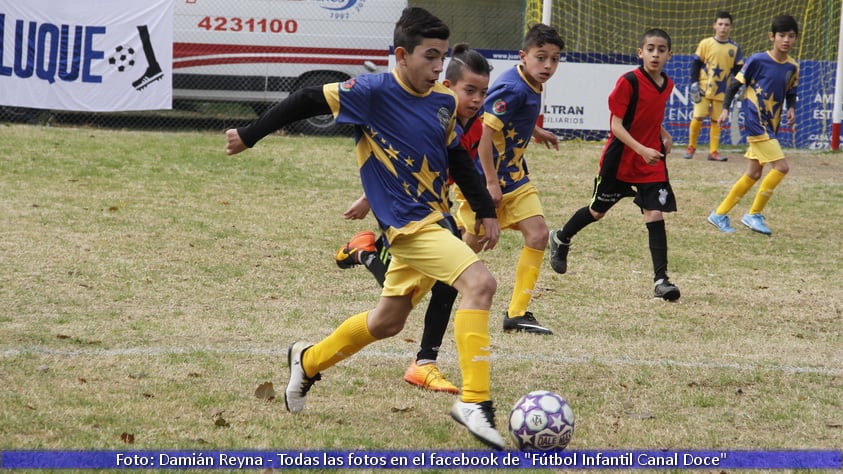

{"left": 391, "top": 406, "right": 414, "bottom": 413}
{"left": 214, "top": 416, "right": 230, "bottom": 428}
{"left": 254, "top": 382, "right": 276, "bottom": 401}
{"left": 120, "top": 432, "right": 135, "bottom": 444}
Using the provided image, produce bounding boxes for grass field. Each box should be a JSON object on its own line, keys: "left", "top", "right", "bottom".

{"left": 1, "top": 123, "right": 841, "bottom": 470}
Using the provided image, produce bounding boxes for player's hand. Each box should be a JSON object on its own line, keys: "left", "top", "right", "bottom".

{"left": 474, "top": 217, "right": 500, "bottom": 251}
{"left": 342, "top": 195, "right": 371, "bottom": 220}
{"left": 786, "top": 108, "right": 796, "bottom": 127}
{"left": 717, "top": 110, "right": 730, "bottom": 129}
{"left": 641, "top": 147, "right": 664, "bottom": 165}
{"left": 533, "top": 127, "right": 559, "bottom": 150}
{"left": 486, "top": 182, "right": 503, "bottom": 208}
{"left": 225, "top": 129, "right": 247, "bottom": 155}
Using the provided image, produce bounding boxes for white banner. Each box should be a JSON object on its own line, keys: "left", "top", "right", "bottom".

{"left": 484, "top": 54, "right": 628, "bottom": 131}
{"left": 0, "top": 0, "right": 173, "bottom": 111}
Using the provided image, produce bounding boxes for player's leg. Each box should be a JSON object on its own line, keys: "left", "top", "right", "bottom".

{"left": 335, "top": 231, "right": 389, "bottom": 286}
{"left": 635, "top": 183, "right": 679, "bottom": 301}
{"left": 743, "top": 140, "right": 788, "bottom": 235}
{"left": 707, "top": 100, "right": 727, "bottom": 161}
{"left": 448, "top": 260, "right": 504, "bottom": 449}
{"left": 389, "top": 224, "right": 502, "bottom": 449}
{"left": 404, "top": 280, "right": 460, "bottom": 394}
{"left": 286, "top": 294, "right": 411, "bottom": 413}
{"left": 684, "top": 99, "right": 709, "bottom": 158}
{"left": 709, "top": 151, "right": 764, "bottom": 232}
{"left": 549, "top": 176, "right": 616, "bottom": 274}
{"left": 505, "top": 210, "right": 553, "bottom": 335}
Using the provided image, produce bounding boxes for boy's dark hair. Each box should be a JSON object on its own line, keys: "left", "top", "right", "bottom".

{"left": 445, "top": 43, "right": 492, "bottom": 82}
{"left": 641, "top": 28, "right": 672, "bottom": 51}
{"left": 715, "top": 11, "right": 733, "bottom": 23}
{"left": 771, "top": 15, "right": 799, "bottom": 35}
{"left": 523, "top": 23, "right": 565, "bottom": 52}
{"left": 394, "top": 7, "right": 450, "bottom": 53}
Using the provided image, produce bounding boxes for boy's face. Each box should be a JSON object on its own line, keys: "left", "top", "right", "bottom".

{"left": 638, "top": 36, "right": 672, "bottom": 76}
{"left": 769, "top": 30, "right": 798, "bottom": 55}
{"left": 519, "top": 44, "right": 562, "bottom": 87}
{"left": 713, "top": 18, "right": 732, "bottom": 40}
{"left": 395, "top": 38, "right": 448, "bottom": 94}
{"left": 443, "top": 70, "right": 489, "bottom": 123}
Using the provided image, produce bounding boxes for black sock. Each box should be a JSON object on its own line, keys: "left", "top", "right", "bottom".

{"left": 647, "top": 220, "right": 668, "bottom": 282}
{"left": 555, "top": 206, "right": 597, "bottom": 242}
{"left": 416, "top": 281, "right": 458, "bottom": 362}
{"left": 362, "top": 234, "right": 390, "bottom": 287}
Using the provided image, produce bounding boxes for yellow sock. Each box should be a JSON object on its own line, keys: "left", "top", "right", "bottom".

{"left": 302, "top": 311, "right": 377, "bottom": 376}
{"left": 716, "top": 174, "right": 757, "bottom": 215}
{"left": 709, "top": 122, "right": 721, "bottom": 153}
{"left": 688, "top": 118, "right": 703, "bottom": 148}
{"left": 508, "top": 246, "right": 544, "bottom": 317}
{"left": 454, "top": 309, "right": 490, "bottom": 403}
{"left": 749, "top": 169, "right": 786, "bottom": 215}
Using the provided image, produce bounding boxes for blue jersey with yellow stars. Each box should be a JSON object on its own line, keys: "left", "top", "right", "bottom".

{"left": 735, "top": 51, "right": 798, "bottom": 141}
{"left": 694, "top": 37, "right": 744, "bottom": 101}
{"left": 323, "top": 70, "right": 459, "bottom": 240}
{"left": 480, "top": 65, "right": 542, "bottom": 194}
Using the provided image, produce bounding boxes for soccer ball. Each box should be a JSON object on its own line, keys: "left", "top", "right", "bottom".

{"left": 509, "top": 390, "right": 575, "bottom": 451}
{"left": 108, "top": 45, "right": 136, "bottom": 72}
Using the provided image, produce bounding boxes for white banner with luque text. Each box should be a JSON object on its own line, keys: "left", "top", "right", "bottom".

{"left": 0, "top": 0, "right": 173, "bottom": 111}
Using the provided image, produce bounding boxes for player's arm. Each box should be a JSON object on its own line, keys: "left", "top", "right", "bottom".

{"left": 610, "top": 115, "right": 662, "bottom": 165}
{"left": 785, "top": 90, "right": 797, "bottom": 126}
{"left": 225, "top": 86, "right": 331, "bottom": 155}
{"left": 476, "top": 123, "right": 502, "bottom": 206}
{"left": 690, "top": 57, "right": 703, "bottom": 83}
{"left": 532, "top": 126, "right": 559, "bottom": 150}
{"left": 448, "top": 145, "right": 499, "bottom": 250}
{"left": 718, "top": 79, "right": 744, "bottom": 127}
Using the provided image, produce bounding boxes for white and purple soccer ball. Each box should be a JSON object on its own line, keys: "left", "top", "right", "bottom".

{"left": 509, "top": 390, "right": 575, "bottom": 451}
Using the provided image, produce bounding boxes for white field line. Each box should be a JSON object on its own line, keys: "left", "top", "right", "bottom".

{"left": 2, "top": 346, "right": 841, "bottom": 377}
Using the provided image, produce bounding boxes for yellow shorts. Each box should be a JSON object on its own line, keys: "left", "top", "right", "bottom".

{"left": 692, "top": 98, "right": 723, "bottom": 120}
{"left": 745, "top": 137, "right": 785, "bottom": 164}
{"left": 456, "top": 182, "right": 543, "bottom": 237}
{"left": 382, "top": 222, "right": 478, "bottom": 307}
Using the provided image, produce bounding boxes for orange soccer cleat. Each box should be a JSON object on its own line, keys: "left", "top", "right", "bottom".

{"left": 335, "top": 231, "right": 377, "bottom": 269}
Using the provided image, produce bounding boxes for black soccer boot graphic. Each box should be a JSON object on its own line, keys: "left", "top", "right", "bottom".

{"left": 132, "top": 24, "right": 164, "bottom": 91}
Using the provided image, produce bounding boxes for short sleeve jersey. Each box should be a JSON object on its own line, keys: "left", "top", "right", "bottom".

{"left": 600, "top": 67, "right": 673, "bottom": 184}
{"left": 323, "top": 70, "right": 460, "bottom": 240}
{"left": 479, "top": 65, "right": 542, "bottom": 194}
{"left": 694, "top": 37, "right": 744, "bottom": 101}
{"left": 735, "top": 51, "right": 799, "bottom": 141}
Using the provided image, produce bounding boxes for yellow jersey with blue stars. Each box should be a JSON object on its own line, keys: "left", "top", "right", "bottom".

{"left": 735, "top": 51, "right": 798, "bottom": 141}
{"left": 694, "top": 37, "right": 744, "bottom": 101}
{"left": 323, "top": 70, "right": 459, "bottom": 242}
{"left": 480, "top": 65, "right": 542, "bottom": 194}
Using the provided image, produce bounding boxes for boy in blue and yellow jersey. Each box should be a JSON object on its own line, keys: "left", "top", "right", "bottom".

{"left": 332, "top": 44, "right": 495, "bottom": 395}
{"left": 684, "top": 11, "right": 744, "bottom": 162}
{"left": 224, "top": 8, "right": 505, "bottom": 450}
{"left": 550, "top": 29, "right": 681, "bottom": 302}
{"left": 456, "top": 23, "right": 565, "bottom": 335}
{"left": 708, "top": 15, "right": 799, "bottom": 236}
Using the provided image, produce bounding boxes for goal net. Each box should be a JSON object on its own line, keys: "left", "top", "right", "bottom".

{"left": 524, "top": 0, "right": 841, "bottom": 150}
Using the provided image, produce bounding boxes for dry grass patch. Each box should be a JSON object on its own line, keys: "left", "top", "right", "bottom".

{"left": 1, "top": 124, "right": 840, "bottom": 454}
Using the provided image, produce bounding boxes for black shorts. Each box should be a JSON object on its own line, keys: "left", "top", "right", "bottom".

{"left": 588, "top": 175, "right": 677, "bottom": 214}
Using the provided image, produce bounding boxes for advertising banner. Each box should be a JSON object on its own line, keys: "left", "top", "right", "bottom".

{"left": 0, "top": 0, "right": 173, "bottom": 111}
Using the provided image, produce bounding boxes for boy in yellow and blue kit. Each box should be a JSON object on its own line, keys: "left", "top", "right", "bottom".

{"left": 225, "top": 7, "right": 505, "bottom": 450}
{"left": 708, "top": 15, "right": 799, "bottom": 236}
{"left": 684, "top": 11, "right": 744, "bottom": 162}
{"left": 456, "top": 23, "right": 565, "bottom": 335}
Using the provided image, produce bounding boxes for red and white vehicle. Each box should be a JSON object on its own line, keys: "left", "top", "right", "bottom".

{"left": 173, "top": 0, "right": 406, "bottom": 133}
